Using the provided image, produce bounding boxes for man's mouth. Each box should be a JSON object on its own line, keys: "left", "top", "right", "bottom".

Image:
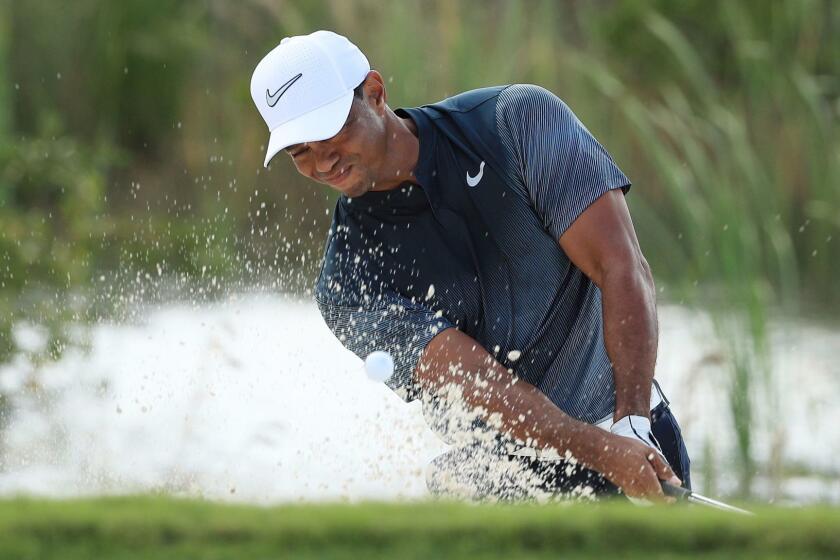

{"left": 322, "top": 165, "right": 353, "bottom": 185}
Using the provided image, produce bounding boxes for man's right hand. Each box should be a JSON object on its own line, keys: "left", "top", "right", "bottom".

{"left": 594, "top": 432, "right": 682, "bottom": 502}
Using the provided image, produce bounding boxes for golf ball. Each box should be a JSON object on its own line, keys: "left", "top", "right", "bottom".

{"left": 364, "top": 351, "right": 394, "bottom": 382}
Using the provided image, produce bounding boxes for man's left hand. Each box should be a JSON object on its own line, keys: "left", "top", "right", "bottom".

{"left": 610, "top": 415, "right": 667, "bottom": 460}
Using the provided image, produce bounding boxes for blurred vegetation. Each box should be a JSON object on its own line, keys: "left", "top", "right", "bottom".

{"left": 1, "top": 0, "right": 838, "bottom": 493}
{"left": 3, "top": 497, "right": 840, "bottom": 559}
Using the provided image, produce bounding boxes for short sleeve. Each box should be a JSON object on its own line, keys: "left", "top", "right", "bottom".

{"left": 315, "top": 289, "right": 453, "bottom": 400}
{"left": 496, "top": 84, "right": 631, "bottom": 240}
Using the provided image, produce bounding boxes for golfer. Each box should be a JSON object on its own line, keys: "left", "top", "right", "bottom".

{"left": 251, "top": 30, "right": 690, "bottom": 501}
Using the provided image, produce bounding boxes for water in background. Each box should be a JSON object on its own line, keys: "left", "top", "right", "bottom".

{"left": 0, "top": 295, "right": 837, "bottom": 504}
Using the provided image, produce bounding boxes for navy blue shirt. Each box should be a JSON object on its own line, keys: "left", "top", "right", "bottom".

{"left": 315, "top": 84, "right": 631, "bottom": 425}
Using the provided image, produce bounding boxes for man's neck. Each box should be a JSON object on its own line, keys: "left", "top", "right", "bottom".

{"left": 370, "top": 111, "right": 420, "bottom": 192}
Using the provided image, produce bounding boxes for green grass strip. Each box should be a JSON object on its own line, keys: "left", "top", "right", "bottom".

{"left": 1, "top": 497, "right": 838, "bottom": 559}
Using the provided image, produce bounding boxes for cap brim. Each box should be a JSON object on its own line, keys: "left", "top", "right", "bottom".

{"left": 263, "top": 91, "right": 354, "bottom": 167}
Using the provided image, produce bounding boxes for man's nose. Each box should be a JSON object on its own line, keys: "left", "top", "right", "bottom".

{"left": 312, "top": 145, "right": 340, "bottom": 174}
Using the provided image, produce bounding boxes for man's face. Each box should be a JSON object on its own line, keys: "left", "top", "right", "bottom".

{"left": 283, "top": 93, "right": 386, "bottom": 198}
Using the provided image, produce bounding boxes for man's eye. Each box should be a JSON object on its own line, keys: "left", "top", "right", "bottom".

{"left": 291, "top": 147, "right": 309, "bottom": 158}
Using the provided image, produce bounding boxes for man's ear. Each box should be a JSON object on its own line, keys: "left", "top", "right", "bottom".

{"left": 361, "top": 70, "right": 387, "bottom": 114}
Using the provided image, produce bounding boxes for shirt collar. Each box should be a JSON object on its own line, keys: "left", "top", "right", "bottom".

{"left": 395, "top": 107, "right": 438, "bottom": 197}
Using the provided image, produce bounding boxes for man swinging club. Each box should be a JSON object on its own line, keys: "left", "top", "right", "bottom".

{"left": 250, "top": 30, "right": 690, "bottom": 501}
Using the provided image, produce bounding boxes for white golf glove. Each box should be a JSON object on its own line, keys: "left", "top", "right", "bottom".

{"left": 610, "top": 415, "right": 666, "bottom": 460}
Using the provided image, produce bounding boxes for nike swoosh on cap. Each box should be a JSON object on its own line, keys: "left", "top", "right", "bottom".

{"left": 266, "top": 73, "right": 303, "bottom": 107}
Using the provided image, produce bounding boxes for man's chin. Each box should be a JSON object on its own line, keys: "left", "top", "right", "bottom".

{"left": 342, "top": 180, "right": 374, "bottom": 198}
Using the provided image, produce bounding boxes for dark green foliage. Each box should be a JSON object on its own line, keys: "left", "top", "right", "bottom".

{"left": 1, "top": 0, "right": 837, "bottom": 329}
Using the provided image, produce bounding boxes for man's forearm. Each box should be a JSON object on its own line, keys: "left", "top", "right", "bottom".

{"left": 601, "top": 260, "right": 659, "bottom": 422}
{"left": 460, "top": 369, "right": 612, "bottom": 469}
{"left": 416, "top": 330, "right": 611, "bottom": 470}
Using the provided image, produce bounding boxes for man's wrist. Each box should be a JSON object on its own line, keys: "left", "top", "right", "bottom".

{"left": 613, "top": 392, "right": 653, "bottom": 422}
{"left": 613, "top": 406, "right": 651, "bottom": 423}
{"left": 559, "top": 422, "right": 615, "bottom": 473}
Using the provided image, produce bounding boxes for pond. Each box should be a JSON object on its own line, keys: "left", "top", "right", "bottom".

{"left": 0, "top": 294, "right": 837, "bottom": 504}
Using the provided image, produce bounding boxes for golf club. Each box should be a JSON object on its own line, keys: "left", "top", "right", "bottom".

{"left": 661, "top": 481, "right": 754, "bottom": 516}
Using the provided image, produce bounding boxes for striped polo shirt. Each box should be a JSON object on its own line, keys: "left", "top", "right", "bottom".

{"left": 315, "top": 84, "right": 631, "bottom": 426}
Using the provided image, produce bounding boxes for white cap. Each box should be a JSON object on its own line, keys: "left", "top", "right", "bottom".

{"left": 250, "top": 30, "right": 370, "bottom": 167}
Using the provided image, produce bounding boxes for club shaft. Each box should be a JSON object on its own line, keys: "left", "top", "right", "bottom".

{"left": 687, "top": 493, "right": 754, "bottom": 516}
{"left": 661, "top": 482, "right": 754, "bottom": 515}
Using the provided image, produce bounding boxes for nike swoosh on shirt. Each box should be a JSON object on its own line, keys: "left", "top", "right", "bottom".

{"left": 466, "top": 161, "right": 485, "bottom": 187}
{"left": 266, "top": 73, "right": 303, "bottom": 107}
